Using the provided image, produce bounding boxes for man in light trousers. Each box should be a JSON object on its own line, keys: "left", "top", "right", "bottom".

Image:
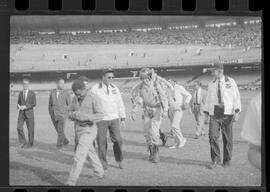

{"left": 191, "top": 80, "right": 208, "bottom": 139}
{"left": 167, "top": 80, "right": 192, "bottom": 149}
{"left": 66, "top": 80, "right": 104, "bottom": 186}
{"left": 131, "top": 68, "right": 169, "bottom": 163}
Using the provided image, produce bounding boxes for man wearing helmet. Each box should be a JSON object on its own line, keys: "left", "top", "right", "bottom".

{"left": 131, "top": 68, "right": 169, "bottom": 163}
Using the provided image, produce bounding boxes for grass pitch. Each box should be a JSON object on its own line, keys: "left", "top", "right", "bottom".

{"left": 9, "top": 90, "right": 261, "bottom": 186}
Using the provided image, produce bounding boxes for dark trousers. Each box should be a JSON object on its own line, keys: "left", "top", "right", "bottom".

{"left": 209, "top": 106, "right": 234, "bottom": 163}
{"left": 159, "top": 129, "right": 166, "bottom": 140}
{"left": 97, "top": 119, "right": 123, "bottom": 168}
{"left": 17, "top": 113, "right": 34, "bottom": 146}
{"left": 51, "top": 117, "right": 69, "bottom": 147}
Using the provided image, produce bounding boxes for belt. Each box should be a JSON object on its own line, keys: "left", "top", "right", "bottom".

{"left": 144, "top": 103, "right": 161, "bottom": 108}
{"left": 214, "top": 104, "right": 224, "bottom": 108}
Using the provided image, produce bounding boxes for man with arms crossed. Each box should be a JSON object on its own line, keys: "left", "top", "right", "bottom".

{"left": 91, "top": 68, "right": 126, "bottom": 170}
{"left": 17, "top": 78, "right": 36, "bottom": 148}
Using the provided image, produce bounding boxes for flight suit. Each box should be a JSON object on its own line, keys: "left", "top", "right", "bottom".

{"left": 139, "top": 80, "right": 168, "bottom": 162}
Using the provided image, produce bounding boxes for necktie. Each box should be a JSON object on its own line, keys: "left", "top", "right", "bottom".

{"left": 24, "top": 91, "right": 27, "bottom": 101}
{"left": 217, "top": 80, "right": 222, "bottom": 104}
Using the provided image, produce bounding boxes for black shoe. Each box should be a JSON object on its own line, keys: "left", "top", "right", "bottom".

{"left": 103, "top": 165, "right": 108, "bottom": 170}
{"left": 152, "top": 145, "right": 160, "bottom": 163}
{"left": 162, "top": 135, "right": 167, "bottom": 146}
{"left": 148, "top": 145, "right": 154, "bottom": 162}
{"left": 57, "top": 145, "right": 63, "bottom": 150}
{"left": 208, "top": 161, "right": 219, "bottom": 169}
{"left": 20, "top": 143, "right": 27, "bottom": 148}
{"left": 222, "top": 161, "right": 231, "bottom": 168}
{"left": 63, "top": 140, "right": 69, "bottom": 146}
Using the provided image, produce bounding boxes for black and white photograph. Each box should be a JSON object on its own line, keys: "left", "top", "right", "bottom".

{"left": 9, "top": 15, "right": 262, "bottom": 186}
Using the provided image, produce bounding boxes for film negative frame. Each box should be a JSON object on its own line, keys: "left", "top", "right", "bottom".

{"left": 0, "top": 0, "right": 265, "bottom": 191}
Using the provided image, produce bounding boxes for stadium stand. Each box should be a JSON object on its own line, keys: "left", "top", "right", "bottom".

{"left": 10, "top": 44, "right": 261, "bottom": 72}
{"left": 10, "top": 23, "right": 261, "bottom": 73}
{"left": 10, "top": 17, "right": 261, "bottom": 93}
{"left": 11, "top": 25, "right": 261, "bottom": 48}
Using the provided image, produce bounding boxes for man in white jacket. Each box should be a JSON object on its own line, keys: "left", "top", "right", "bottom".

{"left": 204, "top": 63, "right": 241, "bottom": 169}
{"left": 91, "top": 69, "right": 126, "bottom": 170}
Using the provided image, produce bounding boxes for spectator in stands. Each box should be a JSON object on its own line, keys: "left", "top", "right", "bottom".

{"left": 10, "top": 24, "right": 261, "bottom": 48}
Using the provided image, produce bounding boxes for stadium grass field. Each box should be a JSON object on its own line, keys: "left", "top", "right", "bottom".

{"left": 9, "top": 90, "right": 261, "bottom": 186}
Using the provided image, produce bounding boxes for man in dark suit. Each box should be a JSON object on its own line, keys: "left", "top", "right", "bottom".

{"left": 17, "top": 78, "right": 36, "bottom": 148}
{"left": 49, "top": 78, "right": 71, "bottom": 149}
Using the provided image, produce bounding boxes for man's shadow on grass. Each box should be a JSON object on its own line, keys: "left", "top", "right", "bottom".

{"left": 10, "top": 137, "right": 209, "bottom": 170}
{"left": 106, "top": 149, "right": 210, "bottom": 168}
{"left": 10, "top": 161, "right": 94, "bottom": 186}
{"left": 10, "top": 138, "right": 94, "bottom": 169}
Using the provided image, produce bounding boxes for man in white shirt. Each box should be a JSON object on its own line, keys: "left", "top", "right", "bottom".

{"left": 17, "top": 78, "right": 36, "bottom": 148}
{"left": 168, "top": 80, "right": 192, "bottom": 149}
{"left": 204, "top": 63, "right": 241, "bottom": 169}
{"left": 191, "top": 81, "right": 208, "bottom": 139}
{"left": 91, "top": 69, "right": 126, "bottom": 170}
{"left": 241, "top": 92, "right": 261, "bottom": 170}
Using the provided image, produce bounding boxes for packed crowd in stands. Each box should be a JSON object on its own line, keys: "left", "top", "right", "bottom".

{"left": 11, "top": 24, "right": 261, "bottom": 48}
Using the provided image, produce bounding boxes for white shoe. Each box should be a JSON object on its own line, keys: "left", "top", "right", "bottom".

{"left": 169, "top": 144, "right": 179, "bottom": 149}
{"left": 179, "top": 138, "right": 187, "bottom": 148}
{"left": 66, "top": 181, "right": 76, "bottom": 186}
{"left": 96, "top": 174, "right": 105, "bottom": 179}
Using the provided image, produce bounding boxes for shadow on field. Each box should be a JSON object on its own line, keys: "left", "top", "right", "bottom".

{"left": 10, "top": 161, "right": 94, "bottom": 185}
{"left": 10, "top": 161, "right": 64, "bottom": 185}
{"left": 121, "top": 129, "right": 144, "bottom": 134}
{"left": 122, "top": 138, "right": 145, "bottom": 147}
{"left": 10, "top": 138, "right": 98, "bottom": 170}
{"left": 107, "top": 150, "right": 209, "bottom": 168}
{"left": 10, "top": 138, "right": 67, "bottom": 153}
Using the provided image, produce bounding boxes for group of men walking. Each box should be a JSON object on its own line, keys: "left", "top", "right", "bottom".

{"left": 16, "top": 62, "right": 242, "bottom": 185}
{"left": 129, "top": 63, "right": 241, "bottom": 168}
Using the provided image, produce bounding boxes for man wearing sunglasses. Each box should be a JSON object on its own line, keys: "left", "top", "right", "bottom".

{"left": 91, "top": 68, "right": 126, "bottom": 170}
